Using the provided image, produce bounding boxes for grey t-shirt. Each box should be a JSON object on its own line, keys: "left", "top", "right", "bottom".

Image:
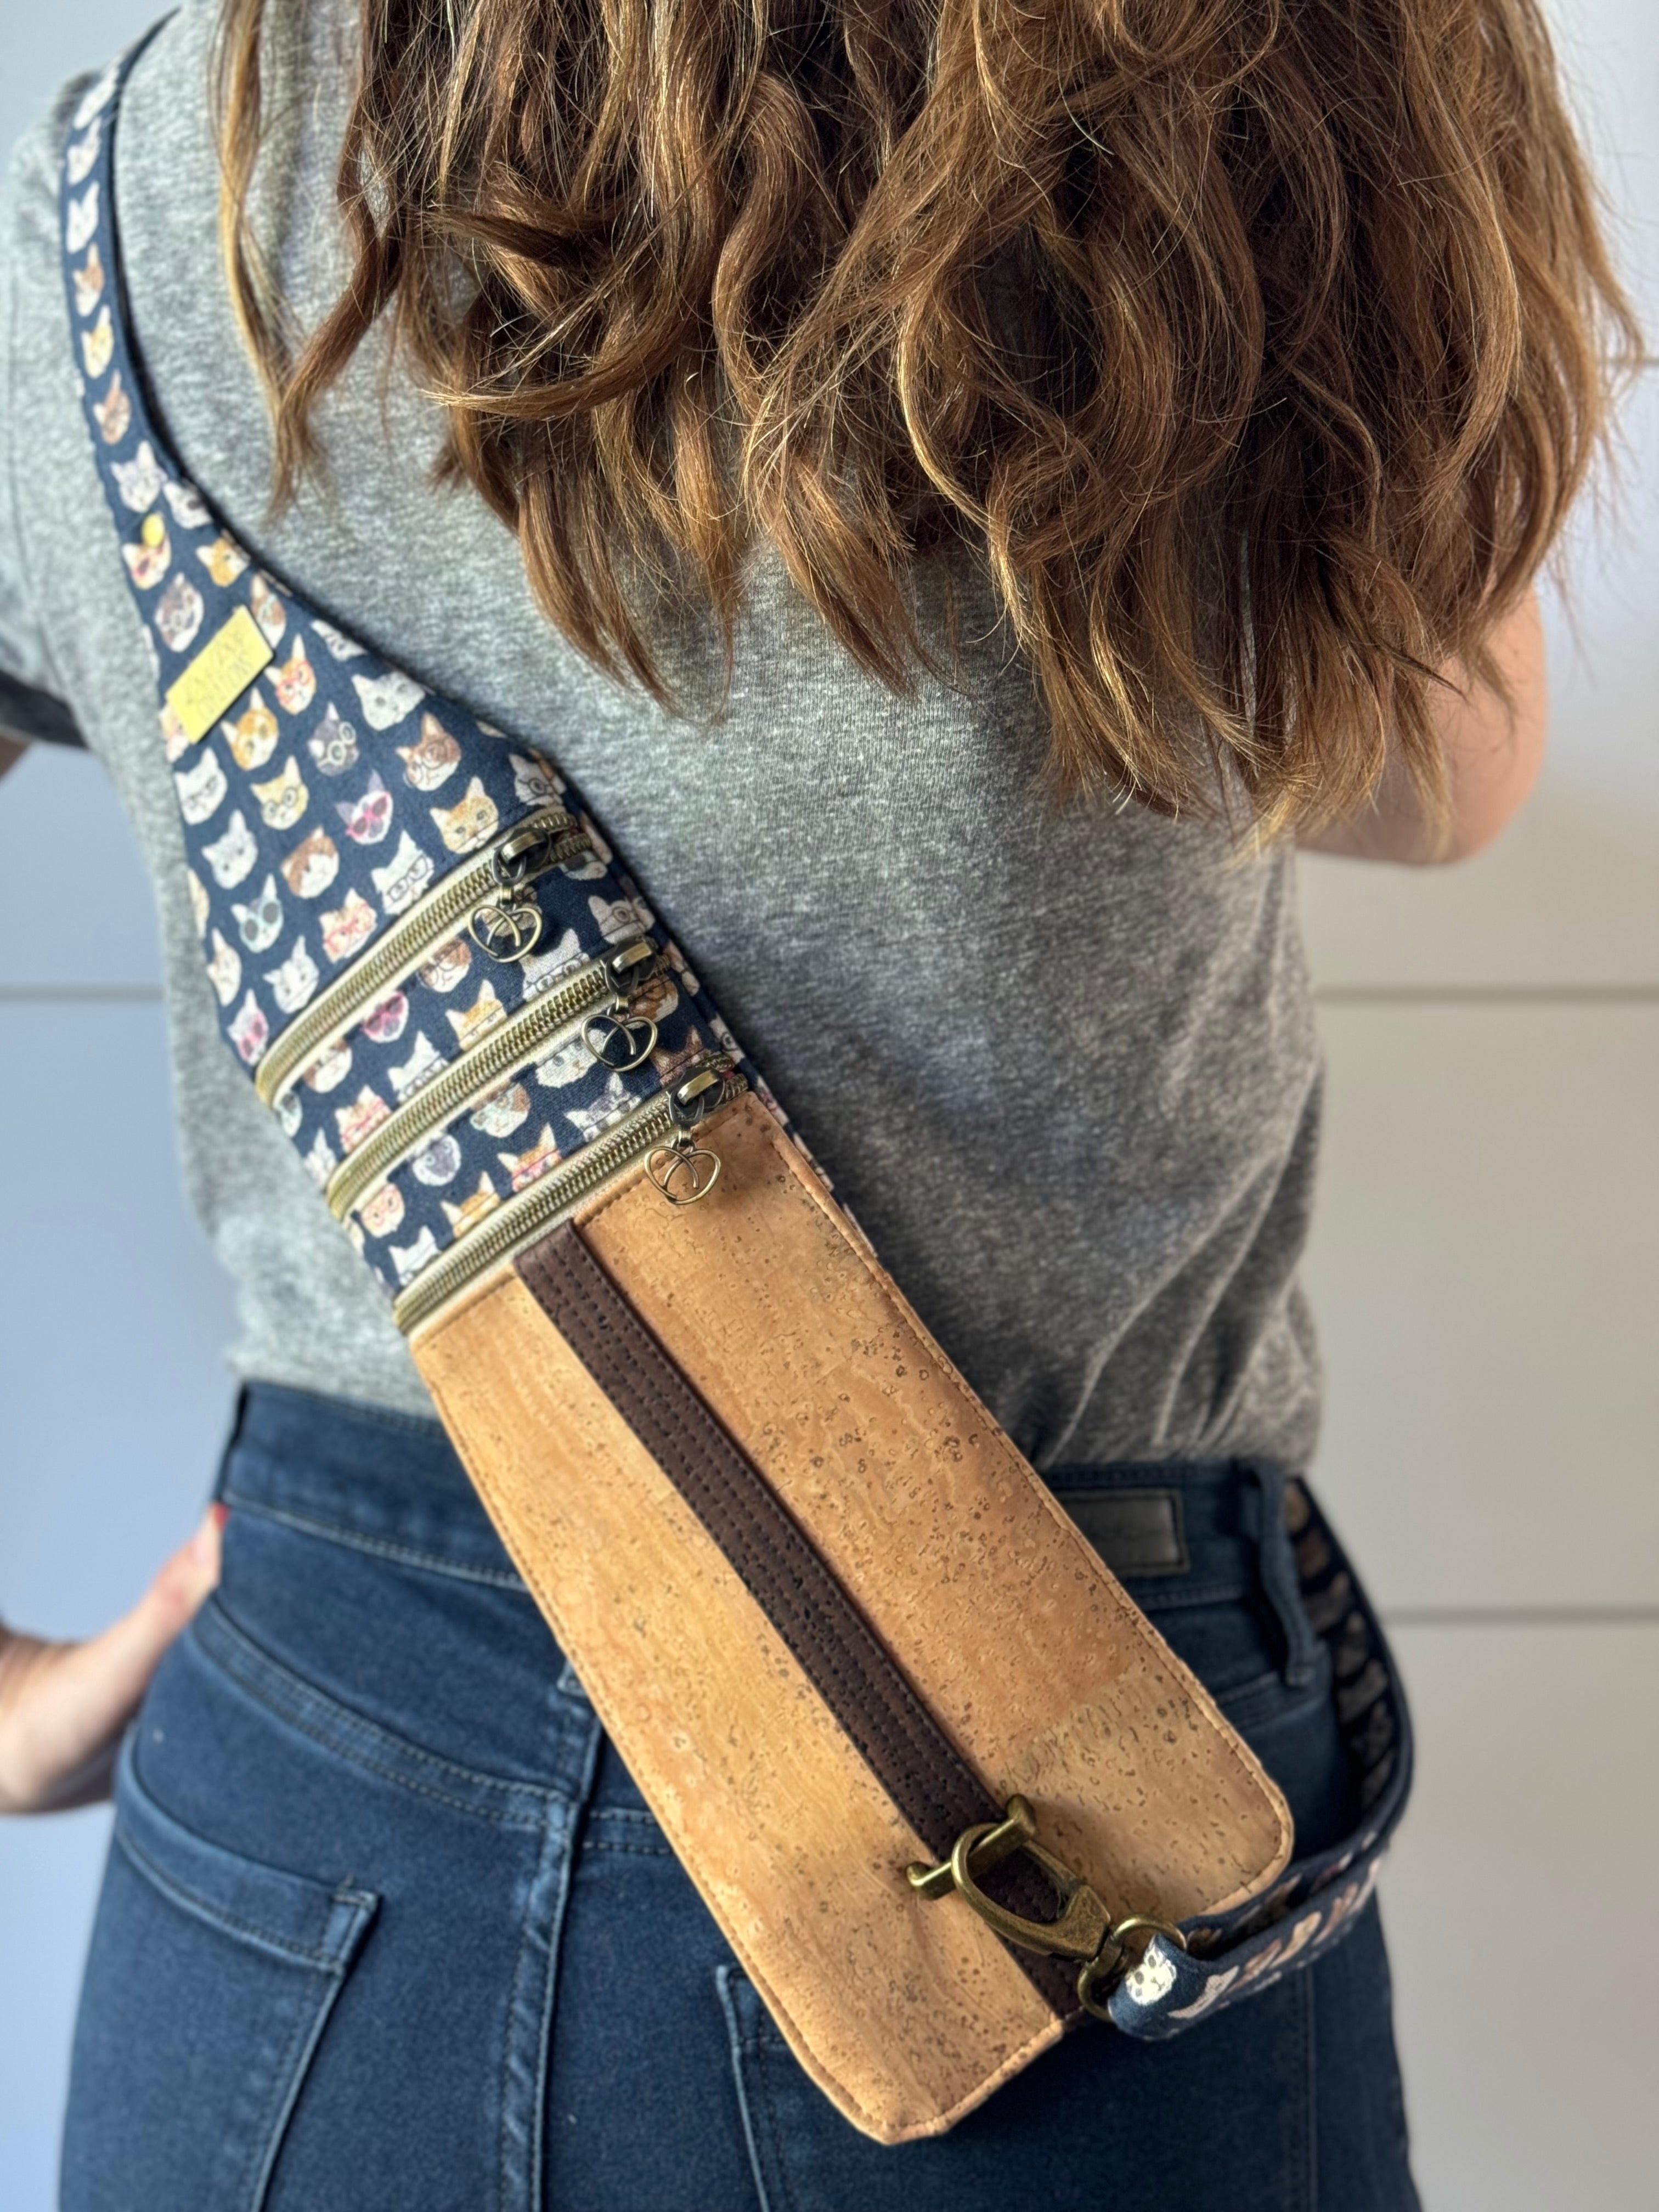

{"left": 0, "top": 0, "right": 1322, "bottom": 1471}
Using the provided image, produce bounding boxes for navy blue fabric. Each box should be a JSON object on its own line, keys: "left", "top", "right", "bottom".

{"left": 60, "top": 1385, "right": 1419, "bottom": 2210}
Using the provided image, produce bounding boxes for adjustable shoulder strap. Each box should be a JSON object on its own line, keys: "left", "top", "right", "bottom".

{"left": 59, "top": 44, "right": 778, "bottom": 1310}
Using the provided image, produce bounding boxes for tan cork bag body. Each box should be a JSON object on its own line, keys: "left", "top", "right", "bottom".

{"left": 411, "top": 1097, "right": 1291, "bottom": 2141}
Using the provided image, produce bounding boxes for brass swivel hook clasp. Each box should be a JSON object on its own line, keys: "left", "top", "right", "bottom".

{"left": 906, "top": 1796, "right": 1188, "bottom": 2020}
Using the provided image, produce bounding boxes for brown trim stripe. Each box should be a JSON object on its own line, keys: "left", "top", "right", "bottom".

{"left": 517, "top": 1222, "right": 1080, "bottom": 2019}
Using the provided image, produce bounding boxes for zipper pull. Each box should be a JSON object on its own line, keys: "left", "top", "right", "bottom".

{"left": 648, "top": 1054, "right": 737, "bottom": 1206}
{"left": 581, "top": 938, "right": 663, "bottom": 1072}
{"left": 468, "top": 811, "right": 586, "bottom": 962}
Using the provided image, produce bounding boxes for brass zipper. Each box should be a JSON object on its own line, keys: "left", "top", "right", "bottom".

{"left": 255, "top": 805, "right": 587, "bottom": 1108}
{"left": 392, "top": 1059, "right": 744, "bottom": 1336}
{"left": 326, "top": 953, "right": 613, "bottom": 1221}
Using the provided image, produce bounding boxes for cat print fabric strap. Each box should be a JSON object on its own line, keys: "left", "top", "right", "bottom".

{"left": 60, "top": 35, "right": 1414, "bottom": 2043}
{"left": 59, "top": 35, "right": 784, "bottom": 1311}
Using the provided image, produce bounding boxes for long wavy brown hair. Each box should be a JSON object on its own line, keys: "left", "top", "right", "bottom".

{"left": 214, "top": 0, "right": 1638, "bottom": 834}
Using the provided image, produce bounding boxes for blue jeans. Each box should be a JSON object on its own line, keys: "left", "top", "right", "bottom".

{"left": 61, "top": 1385, "right": 1418, "bottom": 2210}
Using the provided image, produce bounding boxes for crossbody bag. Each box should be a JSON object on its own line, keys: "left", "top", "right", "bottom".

{"left": 60, "top": 40, "right": 1412, "bottom": 2143}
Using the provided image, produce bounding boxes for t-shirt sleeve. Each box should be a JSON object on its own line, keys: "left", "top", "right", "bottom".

{"left": 0, "top": 109, "right": 87, "bottom": 749}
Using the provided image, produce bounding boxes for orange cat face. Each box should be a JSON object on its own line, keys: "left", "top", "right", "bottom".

{"left": 429, "top": 777, "right": 500, "bottom": 855}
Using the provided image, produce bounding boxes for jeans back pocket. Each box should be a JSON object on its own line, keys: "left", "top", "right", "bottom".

{"left": 61, "top": 1735, "right": 377, "bottom": 2212}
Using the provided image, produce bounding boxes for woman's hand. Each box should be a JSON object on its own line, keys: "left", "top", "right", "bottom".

{"left": 0, "top": 1508, "right": 225, "bottom": 1814}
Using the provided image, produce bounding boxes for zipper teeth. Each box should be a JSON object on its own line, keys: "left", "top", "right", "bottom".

{"left": 253, "top": 807, "right": 583, "bottom": 1108}
{"left": 392, "top": 1071, "right": 747, "bottom": 1335}
{"left": 325, "top": 957, "right": 614, "bottom": 1222}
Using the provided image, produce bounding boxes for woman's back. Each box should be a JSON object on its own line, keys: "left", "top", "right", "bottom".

{"left": 0, "top": 0, "right": 1322, "bottom": 1469}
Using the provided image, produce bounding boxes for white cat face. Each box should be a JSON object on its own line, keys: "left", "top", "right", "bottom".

{"left": 230, "top": 874, "right": 284, "bottom": 953}
{"left": 203, "top": 810, "right": 257, "bottom": 889}
{"left": 411, "top": 1134, "right": 462, "bottom": 1186}
{"left": 65, "top": 183, "right": 99, "bottom": 255}
{"left": 186, "top": 869, "right": 210, "bottom": 935}
{"left": 390, "top": 1032, "right": 446, "bottom": 1102}
{"left": 352, "top": 669, "right": 425, "bottom": 730}
{"left": 205, "top": 928, "right": 241, "bottom": 1007}
{"left": 173, "top": 749, "right": 226, "bottom": 826}
{"left": 162, "top": 478, "right": 210, "bottom": 530}
{"left": 264, "top": 936, "right": 320, "bottom": 1014}
{"left": 112, "top": 440, "right": 162, "bottom": 514}
{"left": 563, "top": 1072, "right": 631, "bottom": 1143}
{"left": 534, "top": 1036, "right": 591, "bottom": 1090}
{"left": 390, "top": 1226, "right": 441, "bottom": 1287}
{"left": 510, "top": 752, "right": 565, "bottom": 806}
{"left": 276, "top": 1089, "right": 303, "bottom": 1138}
{"left": 312, "top": 619, "right": 365, "bottom": 662}
{"left": 588, "top": 893, "right": 644, "bottom": 944}
{"left": 154, "top": 573, "right": 205, "bottom": 654}
{"left": 371, "top": 832, "right": 435, "bottom": 916}
{"left": 227, "top": 990, "right": 269, "bottom": 1066}
{"left": 516, "top": 930, "right": 584, "bottom": 998}
{"left": 303, "top": 1128, "right": 338, "bottom": 1189}
{"left": 251, "top": 575, "right": 287, "bottom": 647}
{"left": 65, "top": 116, "right": 101, "bottom": 184}
{"left": 471, "top": 1082, "right": 529, "bottom": 1139}
{"left": 320, "top": 890, "right": 377, "bottom": 965}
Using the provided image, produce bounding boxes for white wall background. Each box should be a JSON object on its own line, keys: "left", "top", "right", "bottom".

{"left": 1, "top": 3, "right": 1655, "bottom": 2207}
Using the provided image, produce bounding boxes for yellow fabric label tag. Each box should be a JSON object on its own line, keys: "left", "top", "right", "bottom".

{"left": 163, "top": 605, "right": 274, "bottom": 744}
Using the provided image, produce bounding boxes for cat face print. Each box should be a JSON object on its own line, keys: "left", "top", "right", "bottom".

{"left": 510, "top": 752, "right": 565, "bottom": 807}
{"left": 471, "top": 1082, "right": 529, "bottom": 1138}
{"left": 303, "top": 1039, "right": 352, "bottom": 1094}
{"left": 533, "top": 1035, "right": 591, "bottom": 1090}
{"left": 335, "top": 1086, "right": 391, "bottom": 1154}
{"left": 202, "top": 810, "right": 257, "bottom": 889}
{"left": 307, "top": 703, "right": 359, "bottom": 777}
{"left": 251, "top": 757, "right": 309, "bottom": 832}
{"left": 518, "top": 929, "right": 583, "bottom": 997}
{"left": 563, "top": 1073, "right": 631, "bottom": 1144}
{"left": 186, "top": 869, "right": 210, "bottom": 935}
{"left": 250, "top": 575, "right": 287, "bottom": 647}
{"left": 112, "top": 439, "right": 161, "bottom": 514}
{"left": 336, "top": 771, "right": 393, "bottom": 846}
{"left": 444, "top": 982, "right": 504, "bottom": 1052}
{"left": 72, "top": 244, "right": 104, "bottom": 319}
{"left": 276, "top": 1089, "right": 303, "bottom": 1138}
{"left": 221, "top": 691, "right": 279, "bottom": 773}
{"left": 121, "top": 527, "right": 170, "bottom": 592}
{"left": 429, "top": 777, "right": 500, "bottom": 856}
{"left": 649, "top": 1026, "right": 706, "bottom": 1088}
{"left": 499, "top": 1125, "right": 561, "bottom": 1193}
{"left": 160, "top": 703, "right": 191, "bottom": 763}
{"left": 396, "top": 714, "right": 461, "bottom": 792}
{"left": 172, "top": 749, "right": 225, "bottom": 826}
{"left": 588, "top": 893, "right": 644, "bottom": 945}
{"left": 273, "top": 641, "right": 316, "bottom": 716}
{"left": 371, "top": 832, "right": 435, "bottom": 917}
{"left": 442, "top": 1175, "right": 500, "bottom": 1240}
{"left": 411, "top": 1133, "right": 462, "bottom": 1186}
{"left": 227, "top": 990, "right": 269, "bottom": 1067}
{"left": 358, "top": 1182, "right": 405, "bottom": 1239}
{"left": 92, "top": 372, "right": 130, "bottom": 444}
{"left": 154, "top": 573, "right": 204, "bottom": 655}
{"left": 312, "top": 619, "right": 364, "bottom": 662}
{"left": 264, "top": 936, "right": 320, "bottom": 1015}
{"left": 230, "top": 875, "right": 284, "bottom": 953}
{"left": 360, "top": 992, "right": 409, "bottom": 1047}
{"left": 390, "top": 1032, "right": 446, "bottom": 1102}
{"left": 303, "top": 1129, "right": 337, "bottom": 1189}
{"left": 65, "top": 183, "right": 99, "bottom": 255}
{"left": 74, "top": 66, "right": 116, "bottom": 129}
{"left": 162, "top": 479, "right": 208, "bottom": 530}
{"left": 65, "top": 116, "right": 101, "bottom": 186}
{"left": 205, "top": 928, "right": 241, "bottom": 1006}
{"left": 631, "top": 972, "right": 679, "bottom": 1026}
{"left": 352, "top": 670, "right": 425, "bottom": 731}
{"left": 417, "top": 937, "right": 471, "bottom": 994}
{"left": 320, "top": 889, "right": 377, "bottom": 965}
{"left": 80, "top": 304, "right": 114, "bottom": 380}
{"left": 198, "top": 535, "right": 249, "bottom": 589}
{"left": 390, "top": 1226, "right": 442, "bottom": 1288}
{"left": 281, "top": 827, "right": 340, "bottom": 900}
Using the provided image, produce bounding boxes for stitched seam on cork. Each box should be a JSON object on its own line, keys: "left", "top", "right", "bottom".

{"left": 516, "top": 1223, "right": 1079, "bottom": 2019}
{"left": 416, "top": 1334, "right": 1063, "bottom": 2141}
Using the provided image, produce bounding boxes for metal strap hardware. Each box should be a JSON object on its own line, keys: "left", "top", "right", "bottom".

{"left": 907, "top": 1795, "right": 1188, "bottom": 2020}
